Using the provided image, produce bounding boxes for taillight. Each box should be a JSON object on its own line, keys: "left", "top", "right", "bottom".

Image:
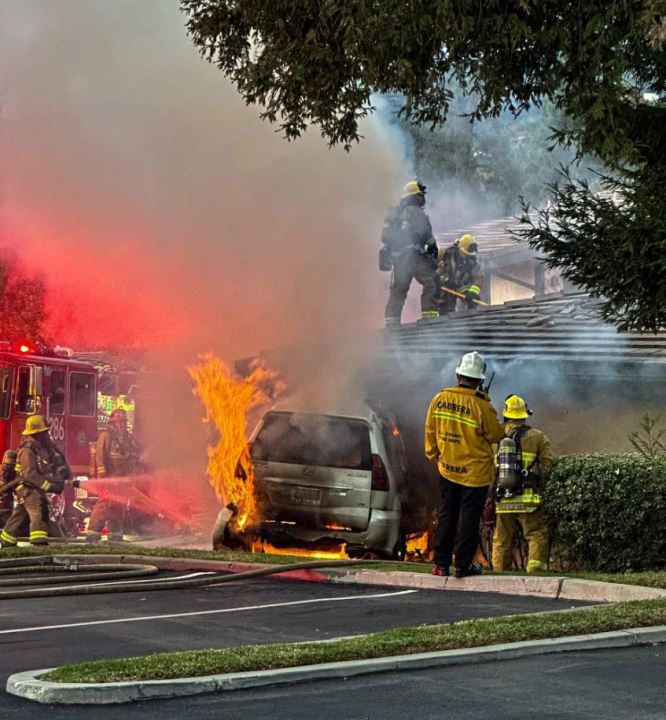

{"left": 371, "top": 454, "right": 389, "bottom": 491}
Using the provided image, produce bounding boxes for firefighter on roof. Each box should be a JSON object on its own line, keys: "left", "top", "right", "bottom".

{"left": 437, "top": 234, "right": 484, "bottom": 314}
{"left": 381, "top": 180, "right": 439, "bottom": 326}
{"left": 492, "top": 395, "right": 554, "bottom": 573}
{"left": 0, "top": 415, "right": 69, "bottom": 547}
{"left": 425, "top": 352, "right": 504, "bottom": 578}
{"left": 86, "top": 407, "right": 140, "bottom": 544}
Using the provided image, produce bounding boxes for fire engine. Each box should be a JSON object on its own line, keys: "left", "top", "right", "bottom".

{"left": 0, "top": 340, "right": 136, "bottom": 536}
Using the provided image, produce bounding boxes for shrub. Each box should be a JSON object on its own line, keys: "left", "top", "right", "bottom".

{"left": 543, "top": 454, "right": 666, "bottom": 573}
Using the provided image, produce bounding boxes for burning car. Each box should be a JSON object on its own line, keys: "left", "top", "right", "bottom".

{"left": 237, "top": 402, "right": 408, "bottom": 559}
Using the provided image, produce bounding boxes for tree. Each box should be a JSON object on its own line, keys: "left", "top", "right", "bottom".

{"left": 0, "top": 249, "right": 47, "bottom": 341}
{"left": 391, "top": 94, "right": 602, "bottom": 215}
{"left": 181, "top": 1, "right": 666, "bottom": 330}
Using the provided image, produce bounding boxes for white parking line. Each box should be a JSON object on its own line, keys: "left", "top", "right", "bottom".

{"left": 0, "top": 589, "right": 418, "bottom": 636}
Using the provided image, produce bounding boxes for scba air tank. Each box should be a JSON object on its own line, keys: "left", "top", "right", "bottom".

{"left": 497, "top": 437, "right": 519, "bottom": 494}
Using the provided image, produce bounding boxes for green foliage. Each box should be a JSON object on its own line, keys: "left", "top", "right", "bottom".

{"left": 393, "top": 94, "right": 603, "bottom": 213}
{"left": 180, "top": 0, "right": 665, "bottom": 166}
{"left": 0, "top": 249, "right": 47, "bottom": 342}
{"left": 516, "top": 165, "right": 666, "bottom": 332}
{"left": 629, "top": 414, "right": 666, "bottom": 460}
{"left": 182, "top": 2, "right": 666, "bottom": 331}
{"left": 543, "top": 454, "right": 666, "bottom": 572}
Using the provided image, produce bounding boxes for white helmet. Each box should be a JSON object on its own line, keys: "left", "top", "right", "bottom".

{"left": 455, "top": 351, "right": 486, "bottom": 380}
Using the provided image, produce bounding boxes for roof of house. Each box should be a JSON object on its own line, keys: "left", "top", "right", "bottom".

{"left": 436, "top": 214, "right": 537, "bottom": 268}
{"left": 380, "top": 292, "right": 666, "bottom": 377}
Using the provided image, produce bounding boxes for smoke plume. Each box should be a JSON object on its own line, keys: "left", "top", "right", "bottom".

{"left": 0, "top": 0, "right": 408, "bottom": 468}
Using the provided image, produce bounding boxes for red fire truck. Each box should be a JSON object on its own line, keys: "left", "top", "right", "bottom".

{"left": 0, "top": 340, "right": 99, "bottom": 534}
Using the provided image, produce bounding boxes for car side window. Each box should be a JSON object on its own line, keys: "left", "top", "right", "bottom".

{"left": 380, "top": 422, "right": 407, "bottom": 476}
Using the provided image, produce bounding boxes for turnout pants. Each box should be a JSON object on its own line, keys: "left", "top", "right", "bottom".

{"left": 434, "top": 477, "right": 487, "bottom": 571}
{"left": 492, "top": 508, "right": 549, "bottom": 573}
{"left": 87, "top": 497, "right": 126, "bottom": 541}
{"left": 1, "top": 486, "right": 49, "bottom": 545}
{"left": 385, "top": 251, "right": 438, "bottom": 323}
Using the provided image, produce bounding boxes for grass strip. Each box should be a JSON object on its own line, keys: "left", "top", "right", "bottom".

{"left": 44, "top": 598, "right": 666, "bottom": 684}
{"left": 0, "top": 544, "right": 298, "bottom": 566}
{"left": 3, "top": 546, "right": 666, "bottom": 588}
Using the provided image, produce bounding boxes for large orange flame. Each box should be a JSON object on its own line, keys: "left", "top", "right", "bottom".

{"left": 188, "top": 353, "right": 281, "bottom": 529}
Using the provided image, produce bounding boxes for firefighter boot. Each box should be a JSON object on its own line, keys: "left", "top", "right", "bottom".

{"left": 0, "top": 529, "right": 17, "bottom": 548}
{"left": 455, "top": 562, "right": 483, "bottom": 578}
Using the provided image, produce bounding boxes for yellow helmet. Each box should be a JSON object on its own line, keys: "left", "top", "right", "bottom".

{"left": 457, "top": 234, "right": 478, "bottom": 256}
{"left": 502, "top": 395, "right": 532, "bottom": 420}
{"left": 402, "top": 179, "right": 427, "bottom": 198}
{"left": 22, "top": 415, "right": 50, "bottom": 435}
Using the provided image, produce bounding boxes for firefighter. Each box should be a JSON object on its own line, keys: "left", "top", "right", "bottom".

{"left": 425, "top": 352, "right": 504, "bottom": 577}
{"left": 492, "top": 395, "right": 554, "bottom": 573}
{"left": 437, "top": 234, "right": 484, "bottom": 314}
{"left": 0, "top": 450, "right": 17, "bottom": 530}
{"left": 0, "top": 415, "right": 68, "bottom": 547}
{"left": 382, "top": 179, "right": 439, "bottom": 326}
{"left": 86, "top": 408, "right": 140, "bottom": 543}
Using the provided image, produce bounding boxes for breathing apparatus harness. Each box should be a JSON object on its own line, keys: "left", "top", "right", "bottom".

{"left": 495, "top": 425, "right": 542, "bottom": 514}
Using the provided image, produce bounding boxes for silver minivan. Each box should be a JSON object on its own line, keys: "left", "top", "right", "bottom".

{"left": 248, "top": 403, "right": 407, "bottom": 558}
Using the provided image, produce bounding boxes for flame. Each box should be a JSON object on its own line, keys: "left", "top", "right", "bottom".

{"left": 405, "top": 529, "right": 432, "bottom": 561}
{"left": 188, "top": 353, "right": 285, "bottom": 530}
{"left": 250, "top": 538, "right": 349, "bottom": 560}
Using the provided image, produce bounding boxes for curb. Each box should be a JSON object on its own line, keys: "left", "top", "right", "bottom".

{"left": 8, "top": 626, "right": 666, "bottom": 705}
{"left": 47, "top": 554, "right": 666, "bottom": 603}
{"left": 326, "top": 569, "right": 666, "bottom": 603}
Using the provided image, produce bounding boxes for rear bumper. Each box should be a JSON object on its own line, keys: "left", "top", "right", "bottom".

{"left": 251, "top": 509, "right": 401, "bottom": 556}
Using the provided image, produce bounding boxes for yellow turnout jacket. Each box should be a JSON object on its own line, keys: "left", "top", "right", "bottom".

{"left": 425, "top": 386, "right": 504, "bottom": 487}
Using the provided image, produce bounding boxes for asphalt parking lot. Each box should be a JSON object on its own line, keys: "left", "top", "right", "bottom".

{"left": 0, "top": 571, "right": 590, "bottom": 689}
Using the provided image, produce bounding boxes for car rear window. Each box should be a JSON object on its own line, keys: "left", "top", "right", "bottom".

{"left": 251, "top": 412, "right": 372, "bottom": 470}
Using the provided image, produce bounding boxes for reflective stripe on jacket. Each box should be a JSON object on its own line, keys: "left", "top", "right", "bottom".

{"left": 425, "top": 386, "right": 504, "bottom": 487}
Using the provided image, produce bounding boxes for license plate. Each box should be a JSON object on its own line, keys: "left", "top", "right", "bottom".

{"left": 291, "top": 486, "right": 321, "bottom": 506}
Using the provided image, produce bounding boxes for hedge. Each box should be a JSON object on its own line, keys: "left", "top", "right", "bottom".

{"left": 543, "top": 454, "right": 666, "bottom": 572}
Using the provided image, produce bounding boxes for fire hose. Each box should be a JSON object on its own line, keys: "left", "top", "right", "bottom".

{"left": 440, "top": 286, "right": 488, "bottom": 306}
{"left": 0, "top": 554, "right": 395, "bottom": 600}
